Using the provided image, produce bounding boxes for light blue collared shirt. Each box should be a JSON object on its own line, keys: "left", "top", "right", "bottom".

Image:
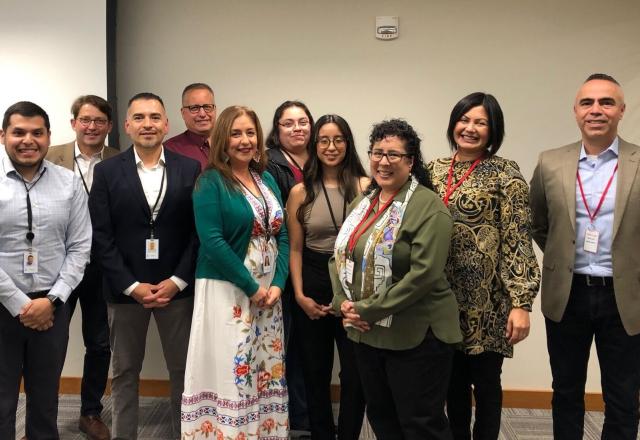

{"left": 0, "top": 156, "right": 92, "bottom": 316}
{"left": 574, "top": 138, "right": 618, "bottom": 276}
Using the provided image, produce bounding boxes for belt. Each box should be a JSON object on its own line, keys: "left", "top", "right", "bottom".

{"left": 573, "top": 273, "right": 614, "bottom": 288}
{"left": 27, "top": 290, "right": 51, "bottom": 299}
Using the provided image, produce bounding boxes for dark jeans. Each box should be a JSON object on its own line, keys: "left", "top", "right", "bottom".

{"left": 447, "top": 350, "right": 504, "bottom": 440}
{"left": 354, "top": 330, "right": 454, "bottom": 440}
{"left": 546, "top": 276, "right": 640, "bottom": 440}
{"left": 67, "top": 261, "right": 111, "bottom": 416}
{"left": 293, "top": 247, "right": 365, "bottom": 439}
{"left": 282, "top": 278, "right": 310, "bottom": 431}
{"left": 0, "top": 292, "right": 70, "bottom": 440}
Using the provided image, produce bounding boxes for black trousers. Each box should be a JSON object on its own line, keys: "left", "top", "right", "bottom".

{"left": 447, "top": 350, "right": 504, "bottom": 440}
{"left": 293, "top": 247, "right": 365, "bottom": 439}
{"left": 0, "top": 292, "right": 70, "bottom": 440}
{"left": 66, "top": 260, "right": 111, "bottom": 417}
{"left": 282, "top": 277, "right": 310, "bottom": 431}
{"left": 354, "top": 330, "right": 454, "bottom": 440}
{"left": 546, "top": 275, "right": 640, "bottom": 440}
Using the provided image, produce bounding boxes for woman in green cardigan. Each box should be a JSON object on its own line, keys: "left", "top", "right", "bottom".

{"left": 331, "top": 119, "right": 462, "bottom": 440}
{"left": 181, "top": 106, "right": 290, "bottom": 440}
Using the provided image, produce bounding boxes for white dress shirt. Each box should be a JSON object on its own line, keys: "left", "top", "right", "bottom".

{"left": 74, "top": 142, "right": 104, "bottom": 192}
{"left": 123, "top": 146, "right": 187, "bottom": 295}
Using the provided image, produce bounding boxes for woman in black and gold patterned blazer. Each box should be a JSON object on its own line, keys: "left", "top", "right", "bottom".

{"left": 427, "top": 92, "right": 541, "bottom": 440}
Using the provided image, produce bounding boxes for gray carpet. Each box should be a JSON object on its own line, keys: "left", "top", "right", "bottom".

{"left": 15, "top": 394, "right": 630, "bottom": 439}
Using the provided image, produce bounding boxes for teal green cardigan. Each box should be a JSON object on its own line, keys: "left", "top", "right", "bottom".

{"left": 192, "top": 169, "right": 289, "bottom": 296}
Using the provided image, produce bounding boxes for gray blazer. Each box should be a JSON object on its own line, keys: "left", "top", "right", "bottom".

{"left": 530, "top": 138, "right": 640, "bottom": 335}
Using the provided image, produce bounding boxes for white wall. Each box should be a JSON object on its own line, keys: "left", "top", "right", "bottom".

{"left": 115, "top": 0, "right": 640, "bottom": 392}
{"left": 0, "top": 1, "right": 107, "bottom": 145}
{"left": 0, "top": 0, "right": 107, "bottom": 377}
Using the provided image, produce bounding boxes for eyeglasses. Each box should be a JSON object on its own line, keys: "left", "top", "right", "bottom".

{"left": 278, "top": 119, "right": 310, "bottom": 130}
{"left": 182, "top": 104, "right": 216, "bottom": 114}
{"left": 76, "top": 117, "right": 109, "bottom": 128}
{"left": 317, "top": 137, "right": 346, "bottom": 148}
{"left": 368, "top": 150, "right": 412, "bottom": 163}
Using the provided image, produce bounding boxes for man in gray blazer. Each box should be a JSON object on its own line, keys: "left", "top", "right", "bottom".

{"left": 47, "top": 95, "right": 119, "bottom": 440}
{"left": 530, "top": 73, "right": 640, "bottom": 439}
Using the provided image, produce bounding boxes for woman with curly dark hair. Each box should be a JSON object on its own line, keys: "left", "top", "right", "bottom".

{"left": 287, "top": 114, "right": 368, "bottom": 439}
{"left": 330, "top": 119, "right": 462, "bottom": 440}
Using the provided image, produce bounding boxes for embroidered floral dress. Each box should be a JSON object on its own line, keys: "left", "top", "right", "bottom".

{"left": 182, "top": 172, "right": 288, "bottom": 440}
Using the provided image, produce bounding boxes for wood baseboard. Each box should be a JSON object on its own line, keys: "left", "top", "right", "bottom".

{"left": 56, "top": 377, "right": 170, "bottom": 397}
{"left": 55, "top": 378, "right": 604, "bottom": 411}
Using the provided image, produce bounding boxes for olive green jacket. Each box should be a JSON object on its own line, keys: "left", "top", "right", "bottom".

{"left": 330, "top": 182, "right": 462, "bottom": 350}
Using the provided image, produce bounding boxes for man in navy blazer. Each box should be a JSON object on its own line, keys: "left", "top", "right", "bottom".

{"left": 89, "top": 92, "right": 200, "bottom": 440}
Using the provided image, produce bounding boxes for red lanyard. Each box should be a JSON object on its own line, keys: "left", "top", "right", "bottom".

{"left": 347, "top": 189, "right": 400, "bottom": 255}
{"left": 576, "top": 162, "right": 618, "bottom": 223}
{"left": 443, "top": 154, "right": 483, "bottom": 206}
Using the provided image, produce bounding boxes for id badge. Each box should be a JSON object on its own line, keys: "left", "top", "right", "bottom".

{"left": 146, "top": 239, "right": 159, "bottom": 260}
{"left": 23, "top": 250, "right": 38, "bottom": 274}
{"left": 583, "top": 228, "right": 599, "bottom": 253}
{"left": 262, "top": 249, "right": 273, "bottom": 274}
{"left": 345, "top": 259, "right": 355, "bottom": 284}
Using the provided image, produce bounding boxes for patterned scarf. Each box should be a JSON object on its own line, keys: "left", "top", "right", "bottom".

{"left": 333, "top": 177, "right": 418, "bottom": 326}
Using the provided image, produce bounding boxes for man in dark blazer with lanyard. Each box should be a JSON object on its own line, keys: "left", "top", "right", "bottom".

{"left": 530, "top": 73, "right": 640, "bottom": 439}
{"left": 46, "top": 95, "right": 118, "bottom": 440}
{"left": 89, "top": 92, "right": 200, "bottom": 439}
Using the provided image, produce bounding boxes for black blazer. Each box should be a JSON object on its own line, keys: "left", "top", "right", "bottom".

{"left": 89, "top": 147, "right": 200, "bottom": 304}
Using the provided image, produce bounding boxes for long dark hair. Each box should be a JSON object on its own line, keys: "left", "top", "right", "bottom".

{"left": 265, "top": 100, "right": 314, "bottom": 150}
{"left": 365, "top": 119, "right": 432, "bottom": 195}
{"left": 296, "top": 114, "right": 367, "bottom": 224}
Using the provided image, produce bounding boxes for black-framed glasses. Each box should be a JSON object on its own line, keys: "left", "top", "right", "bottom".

{"left": 368, "top": 150, "right": 412, "bottom": 163}
{"left": 182, "top": 104, "right": 216, "bottom": 114}
{"left": 317, "top": 137, "right": 346, "bottom": 148}
{"left": 76, "top": 117, "right": 109, "bottom": 128}
{"left": 278, "top": 119, "right": 310, "bottom": 130}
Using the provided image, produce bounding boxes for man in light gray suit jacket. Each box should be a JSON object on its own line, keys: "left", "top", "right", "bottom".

{"left": 530, "top": 73, "right": 640, "bottom": 439}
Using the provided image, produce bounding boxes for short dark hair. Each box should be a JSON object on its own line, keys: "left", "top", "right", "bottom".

{"left": 366, "top": 119, "right": 432, "bottom": 192}
{"left": 127, "top": 92, "right": 165, "bottom": 108}
{"left": 2, "top": 101, "right": 50, "bottom": 131}
{"left": 265, "top": 100, "right": 314, "bottom": 150}
{"left": 71, "top": 95, "right": 113, "bottom": 121}
{"left": 585, "top": 73, "right": 620, "bottom": 86}
{"left": 181, "top": 83, "right": 214, "bottom": 101}
{"left": 446, "top": 92, "right": 504, "bottom": 157}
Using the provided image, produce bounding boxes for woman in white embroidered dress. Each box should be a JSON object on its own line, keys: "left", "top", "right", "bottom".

{"left": 182, "top": 106, "right": 289, "bottom": 440}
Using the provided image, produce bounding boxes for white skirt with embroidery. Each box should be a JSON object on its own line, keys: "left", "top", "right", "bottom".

{"left": 181, "top": 240, "right": 288, "bottom": 439}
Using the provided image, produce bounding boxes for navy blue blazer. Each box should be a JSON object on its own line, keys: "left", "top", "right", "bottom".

{"left": 89, "top": 147, "right": 200, "bottom": 304}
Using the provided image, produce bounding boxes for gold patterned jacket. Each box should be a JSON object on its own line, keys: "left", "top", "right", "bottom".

{"left": 428, "top": 156, "right": 540, "bottom": 357}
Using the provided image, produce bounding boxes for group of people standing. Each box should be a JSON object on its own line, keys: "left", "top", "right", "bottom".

{"left": 0, "top": 72, "right": 639, "bottom": 440}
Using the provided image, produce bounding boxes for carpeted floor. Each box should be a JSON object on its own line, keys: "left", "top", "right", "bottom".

{"left": 15, "top": 394, "right": 629, "bottom": 439}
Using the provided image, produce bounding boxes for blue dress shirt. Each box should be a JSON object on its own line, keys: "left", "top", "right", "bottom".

{"left": 574, "top": 138, "right": 618, "bottom": 276}
{"left": 0, "top": 156, "right": 92, "bottom": 316}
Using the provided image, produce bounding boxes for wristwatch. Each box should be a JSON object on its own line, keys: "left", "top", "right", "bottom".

{"left": 46, "top": 294, "right": 64, "bottom": 309}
